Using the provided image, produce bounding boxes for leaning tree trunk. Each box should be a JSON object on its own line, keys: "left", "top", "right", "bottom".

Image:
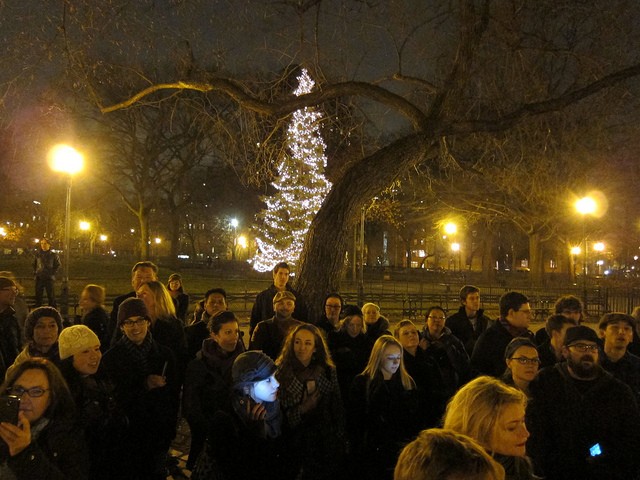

{"left": 296, "top": 133, "right": 433, "bottom": 323}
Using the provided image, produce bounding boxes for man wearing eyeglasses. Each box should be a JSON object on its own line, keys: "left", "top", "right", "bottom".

{"left": 0, "top": 276, "right": 22, "bottom": 379}
{"left": 527, "top": 325, "right": 640, "bottom": 479}
{"left": 598, "top": 312, "right": 640, "bottom": 402}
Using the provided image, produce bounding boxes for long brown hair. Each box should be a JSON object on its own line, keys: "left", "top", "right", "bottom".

{"left": 276, "top": 324, "right": 334, "bottom": 379}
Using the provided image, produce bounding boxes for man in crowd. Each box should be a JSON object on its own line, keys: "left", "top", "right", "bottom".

{"left": 470, "top": 291, "right": 534, "bottom": 377}
{"left": 537, "top": 313, "right": 577, "bottom": 368}
{"left": 528, "top": 325, "right": 640, "bottom": 479}
{"left": 535, "top": 294, "right": 584, "bottom": 345}
{"left": 33, "top": 237, "right": 61, "bottom": 307}
{"left": 250, "top": 261, "right": 307, "bottom": 335}
{"left": 0, "top": 276, "right": 21, "bottom": 379}
{"left": 250, "top": 291, "right": 303, "bottom": 360}
{"left": 317, "top": 293, "right": 343, "bottom": 336}
{"left": 185, "top": 288, "right": 228, "bottom": 359}
{"left": 109, "top": 261, "right": 158, "bottom": 341}
{"left": 598, "top": 312, "right": 640, "bottom": 402}
{"left": 446, "top": 285, "right": 493, "bottom": 355}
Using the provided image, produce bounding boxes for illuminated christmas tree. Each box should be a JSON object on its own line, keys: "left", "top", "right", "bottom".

{"left": 252, "top": 68, "right": 332, "bottom": 272}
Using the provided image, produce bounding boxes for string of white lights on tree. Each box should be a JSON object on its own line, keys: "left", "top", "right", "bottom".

{"left": 252, "top": 68, "right": 332, "bottom": 272}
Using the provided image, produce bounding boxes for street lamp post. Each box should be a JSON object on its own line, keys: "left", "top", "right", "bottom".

{"left": 570, "top": 246, "right": 581, "bottom": 283}
{"left": 575, "top": 196, "right": 597, "bottom": 313}
{"left": 49, "top": 144, "right": 84, "bottom": 319}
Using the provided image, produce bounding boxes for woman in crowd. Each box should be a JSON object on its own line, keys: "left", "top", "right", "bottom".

{"left": 348, "top": 335, "right": 420, "bottom": 480}
{"left": 79, "top": 284, "right": 110, "bottom": 350}
{"left": 7, "top": 307, "right": 62, "bottom": 378}
{"left": 183, "top": 311, "right": 245, "bottom": 470}
{"left": 394, "top": 428, "right": 505, "bottom": 480}
{"left": 501, "top": 338, "right": 540, "bottom": 397}
{"left": 276, "top": 324, "right": 347, "bottom": 480}
{"left": 362, "top": 303, "right": 391, "bottom": 342}
{"left": 167, "top": 273, "right": 189, "bottom": 323}
{"left": 192, "top": 351, "right": 283, "bottom": 480}
{"left": 0, "top": 358, "right": 89, "bottom": 479}
{"left": 443, "top": 376, "right": 534, "bottom": 480}
{"left": 394, "top": 319, "right": 438, "bottom": 427}
{"left": 328, "top": 305, "right": 372, "bottom": 404}
{"left": 136, "top": 280, "right": 188, "bottom": 380}
{"left": 57, "top": 324, "right": 128, "bottom": 479}
{"left": 102, "top": 297, "right": 180, "bottom": 480}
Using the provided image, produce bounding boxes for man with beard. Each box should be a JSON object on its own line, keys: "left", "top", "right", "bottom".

{"left": 528, "top": 325, "right": 640, "bottom": 479}
{"left": 249, "top": 291, "right": 303, "bottom": 360}
{"left": 598, "top": 312, "right": 640, "bottom": 402}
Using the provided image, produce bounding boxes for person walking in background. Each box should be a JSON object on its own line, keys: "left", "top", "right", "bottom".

{"left": 32, "top": 238, "right": 60, "bottom": 308}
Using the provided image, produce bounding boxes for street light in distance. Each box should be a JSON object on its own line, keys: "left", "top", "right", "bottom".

{"left": 48, "top": 144, "right": 84, "bottom": 319}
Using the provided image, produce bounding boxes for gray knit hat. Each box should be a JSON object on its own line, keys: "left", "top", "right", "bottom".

{"left": 232, "top": 351, "right": 276, "bottom": 390}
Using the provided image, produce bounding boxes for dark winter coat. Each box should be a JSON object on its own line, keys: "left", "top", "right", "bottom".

{"left": 528, "top": 362, "right": 640, "bottom": 479}
{"left": 58, "top": 359, "right": 128, "bottom": 480}
{"left": 249, "top": 284, "right": 307, "bottom": 334}
{"left": 600, "top": 350, "right": 640, "bottom": 403}
{"left": 328, "top": 330, "right": 372, "bottom": 403}
{"left": 80, "top": 306, "right": 110, "bottom": 351}
{"left": 33, "top": 249, "right": 60, "bottom": 279}
{"left": 364, "top": 316, "right": 391, "bottom": 343}
{"left": 250, "top": 317, "right": 303, "bottom": 361}
{"left": 470, "top": 320, "right": 534, "bottom": 378}
{"left": 1, "top": 416, "right": 90, "bottom": 480}
{"left": 445, "top": 306, "right": 493, "bottom": 355}
{"left": 0, "top": 306, "right": 21, "bottom": 379}
{"left": 347, "top": 373, "right": 421, "bottom": 480}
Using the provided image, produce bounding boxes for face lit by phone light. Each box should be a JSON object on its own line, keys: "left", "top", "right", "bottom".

{"left": 250, "top": 375, "right": 280, "bottom": 403}
{"left": 73, "top": 344, "right": 102, "bottom": 376}
{"left": 13, "top": 369, "right": 51, "bottom": 424}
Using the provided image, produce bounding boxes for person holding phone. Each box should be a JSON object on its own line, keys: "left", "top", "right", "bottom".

{"left": 191, "top": 350, "right": 283, "bottom": 480}
{"left": 102, "top": 297, "right": 179, "bottom": 480}
{"left": 0, "top": 358, "right": 89, "bottom": 479}
{"left": 275, "top": 324, "right": 346, "bottom": 480}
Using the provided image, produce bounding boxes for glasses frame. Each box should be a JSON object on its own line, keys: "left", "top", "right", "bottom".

{"left": 510, "top": 356, "right": 541, "bottom": 366}
{"left": 122, "top": 318, "right": 148, "bottom": 328}
{"left": 8, "top": 386, "right": 49, "bottom": 398}
{"left": 568, "top": 343, "right": 599, "bottom": 352}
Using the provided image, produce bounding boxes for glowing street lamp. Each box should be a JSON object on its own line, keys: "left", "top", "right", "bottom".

{"left": 444, "top": 222, "right": 457, "bottom": 236}
{"left": 575, "top": 196, "right": 598, "bottom": 313}
{"left": 79, "top": 221, "right": 91, "bottom": 231}
{"left": 48, "top": 144, "right": 84, "bottom": 317}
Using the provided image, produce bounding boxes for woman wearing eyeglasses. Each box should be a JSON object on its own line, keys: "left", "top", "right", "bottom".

{"left": 502, "top": 338, "right": 540, "bottom": 397}
{"left": 0, "top": 357, "right": 90, "bottom": 479}
{"left": 102, "top": 297, "right": 179, "bottom": 480}
{"left": 347, "top": 335, "right": 420, "bottom": 480}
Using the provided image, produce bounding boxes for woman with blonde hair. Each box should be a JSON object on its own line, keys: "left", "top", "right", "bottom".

{"left": 362, "top": 302, "right": 391, "bottom": 342}
{"left": 276, "top": 323, "right": 346, "bottom": 479}
{"left": 136, "top": 280, "right": 188, "bottom": 380}
{"left": 348, "top": 335, "right": 420, "bottom": 480}
{"left": 443, "top": 376, "right": 534, "bottom": 479}
{"left": 394, "top": 428, "right": 505, "bottom": 480}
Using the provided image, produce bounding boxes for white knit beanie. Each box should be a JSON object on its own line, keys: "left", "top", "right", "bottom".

{"left": 58, "top": 325, "right": 100, "bottom": 359}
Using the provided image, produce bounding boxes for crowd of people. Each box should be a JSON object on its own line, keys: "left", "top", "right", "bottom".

{"left": 1, "top": 259, "right": 640, "bottom": 479}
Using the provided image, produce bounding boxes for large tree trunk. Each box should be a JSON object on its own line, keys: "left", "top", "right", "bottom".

{"left": 139, "top": 208, "right": 150, "bottom": 259}
{"left": 296, "top": 133, "right": 433, "bottom": 323}
{"left": 481, "top": 226, "right": 495, "bottom": 283}
{"left": 529, "top": 231, "right": 544, "bottom": 285}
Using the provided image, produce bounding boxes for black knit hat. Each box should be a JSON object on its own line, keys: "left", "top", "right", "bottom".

{"left": 232, "top": 351, "right": 276, "bottom": 390}
{"left": 342, "top": 305, "right": 363, "bottom": 318}
{"left": 117, "top": 297, "right": 149, "bottom": 326}
{"left": 504, "top": 337, "right": 537, "bottom": 360}
{"left": 564, "top": 325, "right": 599, "bottom": 346}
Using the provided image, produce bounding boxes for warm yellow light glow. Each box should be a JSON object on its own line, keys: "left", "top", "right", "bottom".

{"left": 238, "top": 235, "right": 247, "bottom": 248}
{"left": 99, "top": 234, "right": 108, "bottom": 242}
{"left": 0, "top": 227, "right": 6, "bottom": 237}
{"left": 48, "top": 144, "right": 84, "bottom": 175}
{"left": 593, "top": 242, "right": 605, "bottom": 252}
{"left": 570, "top": 246, "right": 581, "bottom": 255}
{"left": 155, "top": 237, "right": 161, "bottom": 244}
{"left": 451, "top": 242, "right": 461, "bottom": 252}
{"left": 575, "top": 196, "right": 597, "bottom": 216}
{"left": 444, "top": 222, "right": 457, "bottom": 235}
{"left": 79, "top": 221, "right": 90, "bottom": 231}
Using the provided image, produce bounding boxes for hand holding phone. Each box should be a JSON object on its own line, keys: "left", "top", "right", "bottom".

{"left": 306, "top": 379, "right": 317, "bottom": 395}
{"left": 0, "top": 395, "right": 20, "bottom": 425}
